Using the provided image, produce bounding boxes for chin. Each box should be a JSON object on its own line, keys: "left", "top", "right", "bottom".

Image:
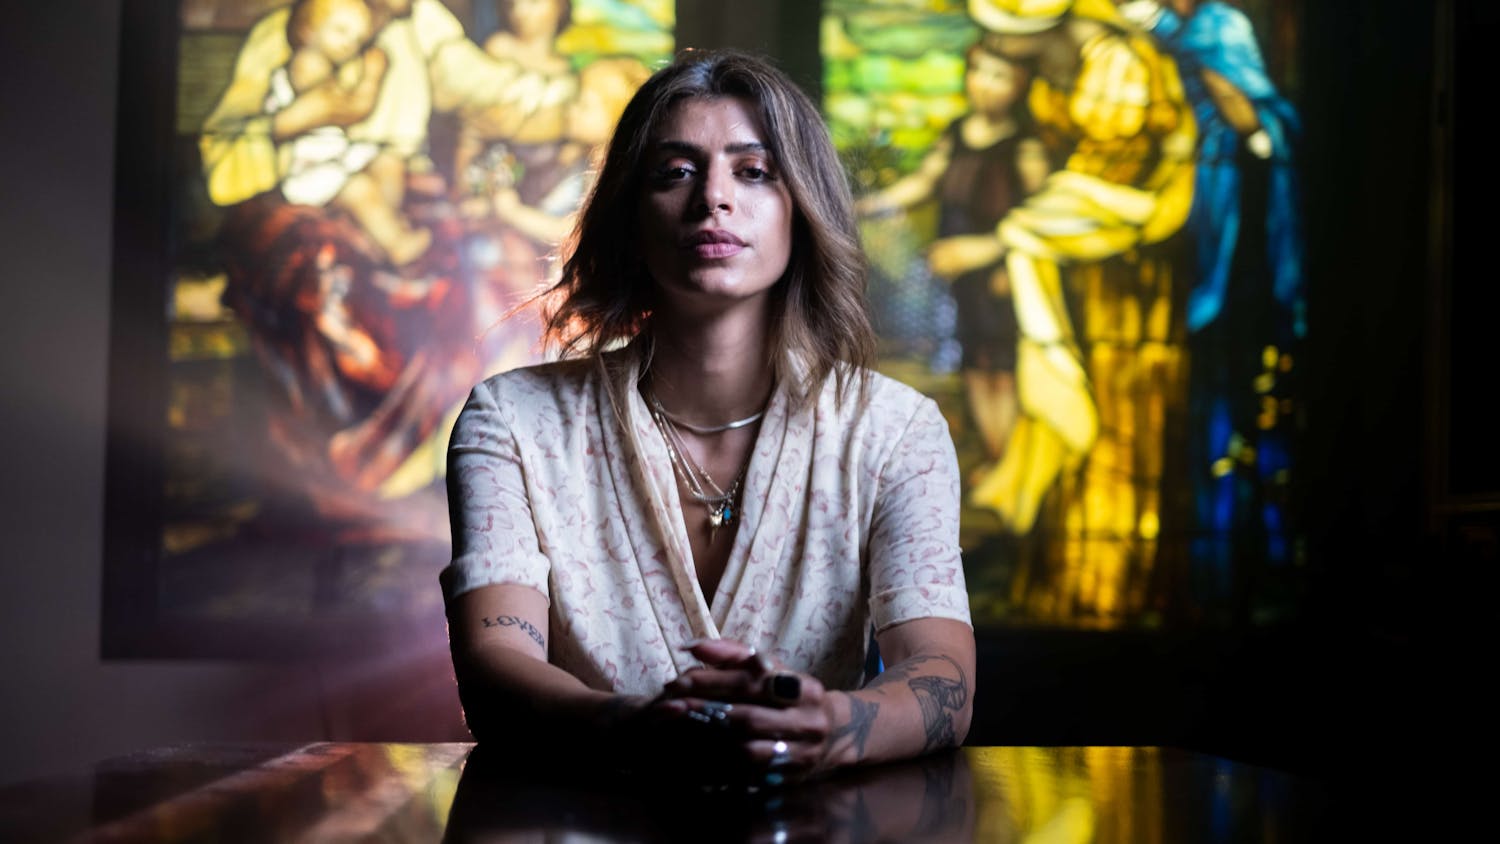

{"left": 659, "top": 276, "right": 776, "bottom": 311}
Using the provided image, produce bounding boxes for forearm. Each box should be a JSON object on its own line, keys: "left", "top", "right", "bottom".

{"left": 823, "top": 651, "right": 973, "bottom": 769}
{"left": 445, "top": 583, "right": 642, "bottom": 752}
{"left": 452, "top": 640, "right": 640, "bottom": 748}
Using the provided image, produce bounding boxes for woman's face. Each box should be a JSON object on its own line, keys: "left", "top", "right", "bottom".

{"left": 636, "top": 97, "right": 794, "bottom": 315}
{"left": 508, "top": 0, "right": 564, "bottom": 42}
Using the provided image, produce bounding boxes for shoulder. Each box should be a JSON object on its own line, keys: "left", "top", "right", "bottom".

{"left": 454, "top": 359, "right": 597, "bottom": 452}
{"left": 822, "top": 371, "right": 960, "bottom": 504}
{"left": 822, "top": 368, "right": 949, "bottom": 446}
{"left": 862, "top": 369, "right": 939, "bottom": 419}
{"left": 474, "top": 358, "right": 596, "bottom": 410}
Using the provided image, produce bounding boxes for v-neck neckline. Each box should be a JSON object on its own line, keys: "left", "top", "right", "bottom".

{"left": 629, "top": 372, "right": 786, "bottom": 624}
{"left": 596, "top": 350, "right": 816, "bottom": 656}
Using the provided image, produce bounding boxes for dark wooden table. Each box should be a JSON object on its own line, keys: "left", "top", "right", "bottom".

{"left": 0, "top": 742, "right": 1342, "bottom": 842}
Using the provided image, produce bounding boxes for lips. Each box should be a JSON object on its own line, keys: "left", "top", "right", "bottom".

{"left": 684, "top": 229, "right": 746, "bottom": 259}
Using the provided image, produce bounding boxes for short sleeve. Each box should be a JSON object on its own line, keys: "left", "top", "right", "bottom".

{"left": 866, "top": 398, "right": 972, "bottom": 632}
{"left": 442, "top": 381, "right": 552, "bottom": 603}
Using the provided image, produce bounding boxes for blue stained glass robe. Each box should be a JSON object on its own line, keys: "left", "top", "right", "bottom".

{"left": 1148, "top": 2, "right": 1304, "bottom": 336}
{"left": 1143, "top": 3, "right": 1306, "bottom": 614}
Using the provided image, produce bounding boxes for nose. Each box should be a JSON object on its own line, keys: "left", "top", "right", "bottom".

{"left": 694, "top": 161, "right": 734, "bottom": 216}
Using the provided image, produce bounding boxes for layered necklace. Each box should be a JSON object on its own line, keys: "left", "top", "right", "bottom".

{"left": 647, "top": 391, "right": 763, "bottom": 541}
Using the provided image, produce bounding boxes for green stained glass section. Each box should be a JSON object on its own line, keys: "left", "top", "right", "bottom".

{"left": 558, "top": 0, "right": 675, "bottom": 68}
{"left": 824, "top": 1, "right": 978, "bottom": 183}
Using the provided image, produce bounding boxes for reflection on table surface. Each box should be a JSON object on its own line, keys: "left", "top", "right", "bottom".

{"left": 0, "top": 742, "right": 1332, "bottom": 842}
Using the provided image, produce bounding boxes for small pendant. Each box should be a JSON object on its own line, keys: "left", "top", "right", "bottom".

{"left": 709, "top": 507, "right": 725, "bottom": 528}
{"left": 721, "top": 503, "right": 734, "bottom": 525}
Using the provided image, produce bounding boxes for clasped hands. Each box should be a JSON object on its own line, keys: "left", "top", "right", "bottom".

{"left": 624, "top": 638, "right": 842, "bottom": 787}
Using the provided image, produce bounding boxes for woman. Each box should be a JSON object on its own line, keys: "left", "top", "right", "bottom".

{"left": 444, "top": 49, "right": 975, "bottom": 783}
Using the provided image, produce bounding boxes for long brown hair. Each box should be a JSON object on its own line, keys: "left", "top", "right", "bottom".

{"left": 539, "top": 49, "right": 875, "bottom": 408}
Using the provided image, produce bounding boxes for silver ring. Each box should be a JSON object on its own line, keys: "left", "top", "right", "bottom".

{"left": 764, "top": 740, "right": 792, "bottom": 787}
{"left": 687, "top": 701, "right": 733, "bottom": 727}
{"left": 703, "top": 701, "right": 732, "bottom": 725}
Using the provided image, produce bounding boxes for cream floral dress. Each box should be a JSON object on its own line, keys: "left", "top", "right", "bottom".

{"left": 444, "top": 354, "right": 971, "bottom": 694}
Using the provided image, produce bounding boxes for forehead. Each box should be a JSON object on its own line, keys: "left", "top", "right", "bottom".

{"left": 649, "top": 96, "right": 771, "bottom": 148}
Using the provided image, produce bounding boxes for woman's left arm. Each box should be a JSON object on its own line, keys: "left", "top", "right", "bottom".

{"left": 846, "top": 617, "right": 976, "bottom": 763}
{"left": 829, "top": 394, "right": 977, "bottom": 767}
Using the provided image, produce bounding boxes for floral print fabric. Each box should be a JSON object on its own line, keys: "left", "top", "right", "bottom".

{"left": 444, "top": 355, "right": 971, "bottom": 694}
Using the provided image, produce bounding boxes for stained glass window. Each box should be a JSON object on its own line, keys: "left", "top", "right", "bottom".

{"left": 152, "top": 0, "right": 671, "bottom": 651}
{"left": 827, "top": 0, "right": 1307, "bottom": 628}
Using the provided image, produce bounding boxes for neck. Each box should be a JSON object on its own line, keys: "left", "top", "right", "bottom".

{"left": 644, "top": 303, "right": 775, "bottom": 423}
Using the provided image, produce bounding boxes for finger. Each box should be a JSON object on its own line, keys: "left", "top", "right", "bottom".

{"left": 761, "top": 668, "right": 822, "bottom": 709}
{"left": 668, "top": 697, "right": 739, "bottom": 730}
{"left": 671, "top": 697, "right": 827, "bottom": 744}
{"left": 728, "top": 702, "right": 830, "bottom": 744}
{"left": 681, "top": 637, "right": 757, "bottom": 667}
{"left": 665, "top": 667, "right": 761, "bottom": 700}
{"left": 762, "top": 671, "right": 803, "bottom": 706}
{"left": 685, "top": 640, "right": 784, "bottom": 680}
{"left": 748, "top": 738, "right": 814, "bottom": 774}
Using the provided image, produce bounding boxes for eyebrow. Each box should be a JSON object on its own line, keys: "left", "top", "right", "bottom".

{"left": 651, "top": 140, "right": 770, "bottom": 156}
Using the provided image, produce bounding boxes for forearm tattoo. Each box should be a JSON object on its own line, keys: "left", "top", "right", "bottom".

{"left": 481, "top": 615, "right": 545, "bottom": 650}
{"left": 829, "top": 695, "right": 880, "bottom": 761}
{"left": 865, "top": 654, "right": 969, "bottom": 752}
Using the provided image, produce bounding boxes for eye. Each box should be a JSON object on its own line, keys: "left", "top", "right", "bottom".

{"left": 650, "top": 161, "right": 696, "bottom": 184}
{"left": 739, "top": 164, "right": 776, "bottom": 182}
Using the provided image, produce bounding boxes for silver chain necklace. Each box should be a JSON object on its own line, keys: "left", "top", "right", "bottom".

{"left": 649, "top": 395, "right": 766, "bottom": 435}
{"left": 647, "top": 395, "right": 751, "bottom": 541}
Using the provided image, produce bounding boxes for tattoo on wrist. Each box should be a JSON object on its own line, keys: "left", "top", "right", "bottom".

{"left": 481, "top": 615, "right": 545, "bottom": 650}
{"left": 829, "top": 695, "right": 880, "bottom": 761}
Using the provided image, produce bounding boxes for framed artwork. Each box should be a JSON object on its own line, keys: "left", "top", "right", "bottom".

{"left": 103, "top": 0, "right": 672, "bottom": 658}
{"left": 825, "top": 0, "right": 1309, "bottom": 629}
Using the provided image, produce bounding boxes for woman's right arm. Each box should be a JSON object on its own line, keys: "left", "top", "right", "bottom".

{"left": 444, "top": 385, "right": 670, "bottom": 758}
{"left": 446, "top": 583, "right": 645, "bottom": 747}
